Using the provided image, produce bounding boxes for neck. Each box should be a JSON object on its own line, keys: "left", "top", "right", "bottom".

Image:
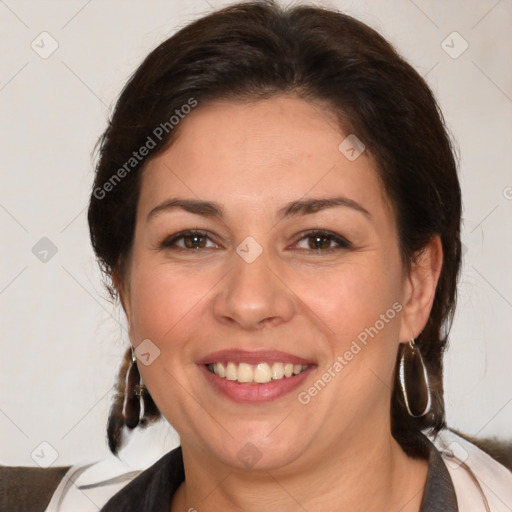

{"left": 171, "top": 423, "right": 428, "bottom": 512}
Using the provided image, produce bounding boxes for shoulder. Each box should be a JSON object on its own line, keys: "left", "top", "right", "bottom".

{"left": 43, "top": 457, "right": 144, "bottom": 512}
{"left": 430, "top": 429, "right": 512, "bottom": 512}
{"left": 44, "top": 446, "right": 182, "bottom": 512}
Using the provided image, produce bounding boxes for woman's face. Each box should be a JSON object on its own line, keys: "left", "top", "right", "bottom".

{"left": 120, "top": 95, "right": 430, "bottom": 471}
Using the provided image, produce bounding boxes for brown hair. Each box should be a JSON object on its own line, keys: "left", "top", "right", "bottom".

{"left": 88, "top": 1, "right": 461, "bottom": 456}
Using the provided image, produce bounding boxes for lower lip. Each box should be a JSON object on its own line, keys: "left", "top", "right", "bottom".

{"left": 199, "top": 364, "right": 315, "bottom": 403}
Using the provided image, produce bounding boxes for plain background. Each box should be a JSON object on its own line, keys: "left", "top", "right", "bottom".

{"left": 1, "top": 0, "right": 511, "bottom": 468}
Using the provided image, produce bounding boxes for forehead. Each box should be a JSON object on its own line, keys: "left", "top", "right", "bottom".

{"left": 139, "top": 95, "right": 388, "bottom": 220}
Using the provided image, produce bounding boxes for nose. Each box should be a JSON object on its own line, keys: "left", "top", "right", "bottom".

{"left": 212, "top": 247, "right": 296, "bottom": 330}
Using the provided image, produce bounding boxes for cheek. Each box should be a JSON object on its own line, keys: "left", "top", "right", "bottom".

{"left": 130, "top": 261, "right": 222, "bottom": 356}
{"left": 126, "top": 265, "right": 213, "bottom": 413}
{"left": 129, "top": 264, "right": 209, "bottom": 343}
{"left": 293, "top": 259, "right": 403, "bottom": 348}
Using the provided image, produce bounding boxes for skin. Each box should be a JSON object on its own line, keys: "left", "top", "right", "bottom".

{"left": 115, "top": 94, "right": 443, "bottom": 511}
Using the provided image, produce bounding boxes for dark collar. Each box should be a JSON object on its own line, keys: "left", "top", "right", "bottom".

{"left": 102, "top": 446, "right": 184, "bottom": 511}
{"left": 102, "top": 435, "right": 457, "bottom": 511}
{"left": 420, "top": 434, "right": 458, "bottom": 511}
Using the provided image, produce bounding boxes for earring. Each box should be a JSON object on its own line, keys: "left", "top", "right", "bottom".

{"left": 399, "top": 339, "right": 431, "bottom": 417}
{"left": 122, "top": 347, "right": 148, "bottom": 428}
{"left": 107, "top": 347, "right": 161, "bottom": 455}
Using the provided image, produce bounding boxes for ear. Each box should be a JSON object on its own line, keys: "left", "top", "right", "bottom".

{"left": 113, "top": 267, "right": 132, "bottom": 322}
{"left": 399, "top": 235, "right": 443, "bottom": 342}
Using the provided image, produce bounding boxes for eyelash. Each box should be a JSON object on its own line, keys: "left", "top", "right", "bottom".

{"left": 159, "top": 229, "right": 352, "bottom": 253}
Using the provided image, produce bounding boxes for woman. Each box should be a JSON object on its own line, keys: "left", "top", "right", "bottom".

{"left": 42, "top": 1, "right": 512, "bottom": 510}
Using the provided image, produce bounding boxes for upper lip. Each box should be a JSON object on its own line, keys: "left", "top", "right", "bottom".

{"left": 196, "top": 349, "right": 315, "bottom": 366}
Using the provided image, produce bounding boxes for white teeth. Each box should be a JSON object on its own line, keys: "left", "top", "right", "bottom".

{"left": 207, "top": 361, "right": 308, "bottom": 383}
{"left": 238, "top": 363, "right": 253, "bottom": 383}
{"left": 214, "top": 362, "right": 226, "bottom": 378}
{"left": 271, "top": 362, "right": 284, "bottom": 379}
{"left": 226, "top": 362, "right": 238, "bottom": 381}
{"left": 254, "top": 363, "right": 272, "bottom": 383}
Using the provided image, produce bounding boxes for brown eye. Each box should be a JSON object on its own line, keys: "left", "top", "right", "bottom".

{"left": 295, "top": 230, "right": 351, "bottom": 252}
{"left": 183, "top": 233, "right": 207, "bottom": 249}
{"left": 308, "top": 234, "right": 333, "bottom": 250}
{"left": 160, "top": 230, "right": 217, "bottom": 250}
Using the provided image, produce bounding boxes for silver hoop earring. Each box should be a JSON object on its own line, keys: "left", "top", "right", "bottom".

{"left": 399, "top": 339, "right": 431, "bottom": 417}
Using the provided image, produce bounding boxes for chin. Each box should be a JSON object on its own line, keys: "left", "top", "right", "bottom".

{"left": 208, "top": 426, "right": 311, "bottom": 472}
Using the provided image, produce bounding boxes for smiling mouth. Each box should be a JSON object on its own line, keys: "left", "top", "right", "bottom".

{"left": 206, "top": 361, "right": 309, "bottom": 384}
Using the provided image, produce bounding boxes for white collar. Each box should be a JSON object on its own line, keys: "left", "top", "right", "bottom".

{"left": 431, "top": 429, "right": 512, "bottom": 511}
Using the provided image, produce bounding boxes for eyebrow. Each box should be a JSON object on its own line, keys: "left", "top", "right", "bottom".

{"left": 147, "top": 198, "right": 224, "bottom": 221}
{"left": 277, "top": 197, "right": 370, "bottom": 219}
{"left": 146, "top": 196, "right": 370, "bottom": 222}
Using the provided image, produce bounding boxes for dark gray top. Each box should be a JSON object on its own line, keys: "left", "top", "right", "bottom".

{"left": 101, "top": 435, "right": 458, "bottom": 511}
